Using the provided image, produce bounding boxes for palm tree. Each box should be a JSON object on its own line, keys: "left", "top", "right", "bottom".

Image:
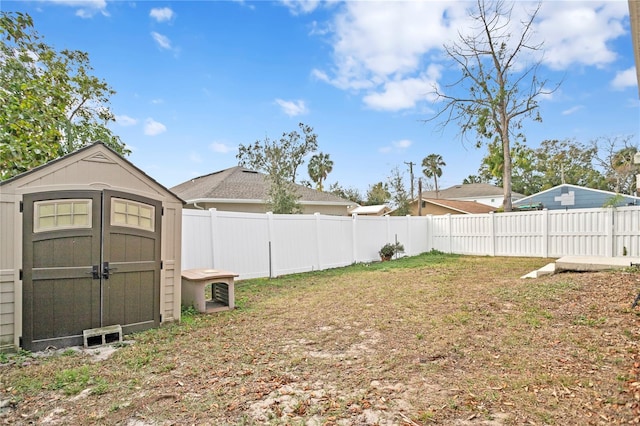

{"left": 422, "top": 154, "right": 446, "bottom": 198}
{"left": 307, "top": 152, "right": 333, "bottom": 192}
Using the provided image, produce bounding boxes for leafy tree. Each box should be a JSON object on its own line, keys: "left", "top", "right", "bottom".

{"left": 307, "top": 152, "right": 333, "bottom": 191}
{"left": 237, "top": 123, "right": 319, "bottom": 214}
{"left": 591, "top": 135, "right": 638, "bottom": 195}
{"left": 365, "top": 182, "right": 391, "bottom": 206}
{"left": 267, "top": 178, "right": 302, "bottom": 214}
{"left": 237, "top": 122, "right": 318, "bottom": 184}
{"left": 425, "top": 0, "right": 557, "bottom": 211}
{"left": 478, "top": 138, "right": 607, "bottom": 195}
{"left": 328, "top": 182, "right": 363, "bottom": 205}
{"left": 421, "top": 154, "right": 446, "bottom": 197}
{"left": 478, "top": 140, "right": 539, "bottom": 195}
{"left": 0, "top": 12, "right": 128, "bottom": 181}
{"left": 387, "top": 166, "right": 411, "bottom": 215}
{"left": 463, "top": 175, "right": 485, "bottom": 184}
{"left": 533, "top": 139, "right": 606, "bottom": 191}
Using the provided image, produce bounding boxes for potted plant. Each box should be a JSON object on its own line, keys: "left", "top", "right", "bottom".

{"left": 379, "top": 242, "right": 404, "bottom": 261}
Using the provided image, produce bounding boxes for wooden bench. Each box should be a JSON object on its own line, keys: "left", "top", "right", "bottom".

{"left": 181, "top": 268, "right": 238, "bottom": 313}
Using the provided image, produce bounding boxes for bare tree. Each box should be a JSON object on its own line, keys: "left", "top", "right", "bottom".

{"left": 425, "top": 0, "right": 557, "bottom": 211}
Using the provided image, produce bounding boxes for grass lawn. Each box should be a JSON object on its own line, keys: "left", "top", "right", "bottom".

{"left": 1, "top": 253, "right": 639, "bottom": 425}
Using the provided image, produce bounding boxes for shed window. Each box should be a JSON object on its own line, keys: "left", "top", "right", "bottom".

{"left": 111, "top": 198, "right": 154, "bottom": 231}
{"left": 34, "top": 199, "right": 92, "bottom": 233}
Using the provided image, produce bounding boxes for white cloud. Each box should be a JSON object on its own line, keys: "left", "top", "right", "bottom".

{"left": 151, "top": 32, "right": 172, "bottom": 50}
{"left": 393, "top": 139, "right": 412, "bottom": 149}
{"left": 144, "top": 118, "right": 167, "bottom": 136}
{"left": 210, "top": 142, "right": 234, "bottom": 154}
{"left": 46, "top": 0, "right": 109, "bottom": 18}
{"left": 280, "top": 0, "right": 322, "bottom": 15}
{"left": 535, "top": 1, "right": 628, "bottom": 70}
{"left": 150, "top": 7, "right": 174, "bottom": 22}
{"left": 562, "top": 105, "right": 584, "bottom": 116}
{"left": 611, "top": 67, "right": 638, "bottom": 91}
{"left": 379, "top": 138, "right": 412, "bottom": 154}
{"left": 115, "top": 115, "right": 137, "bottom": 126}
{"left": 363, "top": 68, "right": 440, "bottom": 111}
{"left": 275, "top": 99, "right": 309, "bottom": 116}
{"left": 231, "top": 0, "right": 256, "bottom": 11}
{"left": 313, "top": 1, "right": 629, "bottom": 112}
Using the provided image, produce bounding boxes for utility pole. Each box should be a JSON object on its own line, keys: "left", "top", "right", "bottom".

{"left": 418, "top": 178, "right": 423, "bottom": 216}
{"left": 404, "top": 161, "right": 415, "bottom": 200}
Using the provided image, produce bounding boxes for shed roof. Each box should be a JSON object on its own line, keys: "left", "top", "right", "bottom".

{"left": 349, "top": 204, "right": 391, "bottom": 215}
{"left": 0, "top": 142, "right": 184, "bottom": 204}
{"left": 171, "top": 166, "right": 354, "bottom": 206}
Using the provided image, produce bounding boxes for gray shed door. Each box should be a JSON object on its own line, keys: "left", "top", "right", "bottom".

{"left": 22, "top": 190, "right": 161, "bottom": 351}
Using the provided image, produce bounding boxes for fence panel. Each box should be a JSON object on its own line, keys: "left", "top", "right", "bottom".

{"left": 494, "top": 211, "right": 545, "bottom": 257}
{"left": 352, "top": 216, "right": 391, "bottom": 262}
{"left": 181, "top": 210, "right": 214, "bottom": 270}
{"left": 181, "top": 206, "right": 640, "bottom": 280}
{"left": 316, "top": 214, "right": 354, "bottom": 270}
{"left": 450, "top": 213, "right": 493, "bottom": 255}
{"left": 214, "top": 211, "right": 271, "bottom": 279}
{"left": 270, "top": 214, "right": 320, "bottom": 276}
{"left": 613, "top": 206, "right": 640, "bottom": 258}
{"left": 547, "top": 209, "right": 610, "bottom": 257}
{"left": 429, "top": 215, "right": 452, "bottom": 253}
{"left": 406, "top": 216, "right": 430, "bottom": 255}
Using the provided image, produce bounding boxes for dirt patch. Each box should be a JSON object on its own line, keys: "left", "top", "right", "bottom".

{"left": 1, "top": 255, "right": 639, "bottom": 425}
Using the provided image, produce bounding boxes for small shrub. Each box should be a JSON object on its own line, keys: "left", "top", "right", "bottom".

{"left": 379, "top": 242, "right": 404, "bottom": 259}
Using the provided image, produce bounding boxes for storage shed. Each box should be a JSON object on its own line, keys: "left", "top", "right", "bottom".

{"left": 0, "top": 142, "right": 184, "bottom": 351}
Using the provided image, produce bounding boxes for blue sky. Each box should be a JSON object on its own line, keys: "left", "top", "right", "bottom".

{"left": 5, "top": 0, "right": 640, "bottom": 196}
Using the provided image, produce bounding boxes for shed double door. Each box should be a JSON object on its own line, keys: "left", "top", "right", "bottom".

{"left": 22, "top": 190, "right": 161, "bottom": 351}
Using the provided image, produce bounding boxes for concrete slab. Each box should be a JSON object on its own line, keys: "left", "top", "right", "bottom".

{"left": 521, "top": 262, "right": 557, "bottom": 279}
{"left": 522, "top": 256, "right": 640, "bottom": 279}
{"left": 555, "top": 256, "right": 640, "bottom": 272}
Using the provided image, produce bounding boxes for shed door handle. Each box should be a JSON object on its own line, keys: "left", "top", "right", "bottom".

{"left": 102, "top": 262, "right": 117, "bottom": 279}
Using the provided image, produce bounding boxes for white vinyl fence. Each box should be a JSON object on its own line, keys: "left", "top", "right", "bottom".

{"left": 182, "top": 206, "right": 639, "bottom": 280}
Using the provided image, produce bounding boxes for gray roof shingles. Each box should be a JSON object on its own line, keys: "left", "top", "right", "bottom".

{"left": 170, "top": 166, "right": 353, "bottom": 205}
{"left": 420, "top": 183, "right": 524, "bottom": 199}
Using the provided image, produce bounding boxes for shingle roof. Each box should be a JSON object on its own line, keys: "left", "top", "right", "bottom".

{"left": 423, "top": 198, "right": 496, "bottom": 214}
{"left": 170, "top": 166, "right": 353, "bottom": 205}
{"left": 420, "top": 183, "right": 523, "bottom": 199}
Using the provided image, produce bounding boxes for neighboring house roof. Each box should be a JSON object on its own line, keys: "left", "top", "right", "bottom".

{"left": 349, "top": 205, "right": 391, "bottom": 215}
{"left": 170, "top": 166, "right": 354, "bottom": 206}
{"left": 419, "top": 183, "right": 524, "bottom": 199}
{"left": 513, "top": 184, "right": 640, "bottom": 210}
{"left": 421, "top": 198, "right": 496, "bottom": 214}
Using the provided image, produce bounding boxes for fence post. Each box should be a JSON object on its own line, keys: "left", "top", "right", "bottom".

{"left": 606, "top": 207, "right": 614, "bottom": 257}
{"left": 314, "top": 213, "right": 322, "bottom": 270}
{"left": 542, "top": 209, "right": 549, "bottom": 258}
{"left": 427, "top": 215, "right": 433, "bottom": 252}
{"left": 209, "top": 208, "right": 219, "bottom": 269}
{"left": 266, "top": 212, "right": 276, "bottom": 278}
{"left": 447, "top": 214, "right": 452, "bottom": 254}
{"left": 352, "top": 213, "right": 358, "bottom": 263}
{"left": 406, "top": 215, "right": 412, "bottom": 255}
{"left": 489, "top": 212, "right": 496, "bottom": 257}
